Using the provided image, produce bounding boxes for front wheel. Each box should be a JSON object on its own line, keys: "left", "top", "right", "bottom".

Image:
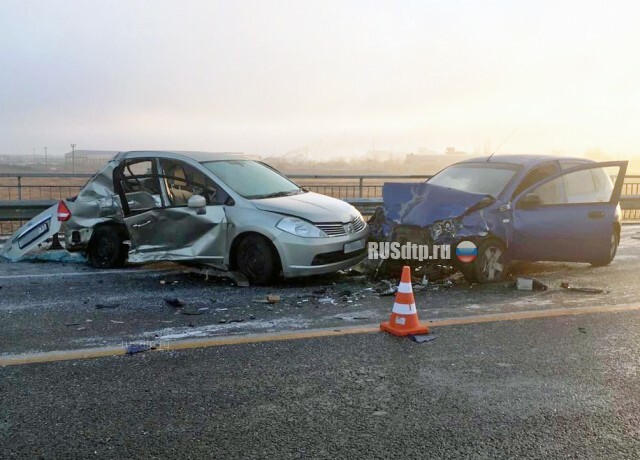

{"left": 235, "top": 234, "right": 279, "bottom": 285}
{"left": 460, "top": 238, "right": 508, "bottom": 283}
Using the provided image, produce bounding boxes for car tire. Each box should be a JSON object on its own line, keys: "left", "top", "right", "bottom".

{"left": 590, "top": 229, "right": 619, "bottom": 267}
{"left": 464, "top": 238, "right": 508, "bottom": 283}
{"left": 88, "top": 226, "right": 128, "bottom": 268}
{"left": 236, "top": 234, "right": 279, "bottom": 285}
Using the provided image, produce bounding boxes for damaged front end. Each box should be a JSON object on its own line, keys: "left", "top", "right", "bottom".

{"left": 63, "top": 160, "right": 125, "bottom": 252}
{"left": 369, "top": 182, "right": 508, "bottom": 265}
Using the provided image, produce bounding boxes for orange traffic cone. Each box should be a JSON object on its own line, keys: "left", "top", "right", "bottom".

{"left": 380, "top": 266, "right": 429, "bottom": 336}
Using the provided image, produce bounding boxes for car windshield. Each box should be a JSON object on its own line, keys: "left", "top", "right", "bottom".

{"left": 427, "top": 163, "right": 520, "bottom": 197}
{"left": 201, "top": 160, "right": 303, "bottom": 199}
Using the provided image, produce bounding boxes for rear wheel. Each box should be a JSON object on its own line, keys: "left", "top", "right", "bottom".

{"left": 235, "top": 234, "right": 279, "bottom": 285}
{"left": 462, "top": 238, "right": 508, "bottom": 283}
{"left": 88, "top": 226, "right": 128, "bottom": 268}
{"left": 590, "top": 229, "right": 619, "bottom": 267}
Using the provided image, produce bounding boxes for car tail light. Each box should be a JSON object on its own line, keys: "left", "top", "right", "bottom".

{"left": 57, "top": 201, "right": 71, "bottom": 221}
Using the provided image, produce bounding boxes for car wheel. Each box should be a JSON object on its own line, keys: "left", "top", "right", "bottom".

{"left": 591, "top": 229, "right": 619, "bottom": 267}
{"left": 466, "top": 238, "right": 508, "bottom": 283}
{"left": 236, "top": 234, "right": 279, "bottom": 285}
{"left": 88, "top": 226, "right": 128, "bottom": 268}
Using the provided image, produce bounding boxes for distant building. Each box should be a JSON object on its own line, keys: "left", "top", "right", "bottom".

{"left": 445, "top": 147, "right": 466, "bottom": 155}
{"left": 64, "top": 150, "right": 120, "bottom": 166}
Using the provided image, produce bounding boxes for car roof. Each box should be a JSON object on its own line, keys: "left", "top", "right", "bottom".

{"left": 457, "top": 154, "right": 595, "bottom": 167}
{"left": 114, "top": 150, "right": 252, "bottom": 163}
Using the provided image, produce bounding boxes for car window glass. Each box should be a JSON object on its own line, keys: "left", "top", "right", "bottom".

{"left": 426, "top": 164, "right": 519, "bottom": 197}
{"left": 160, "top": 159, "right": 227, "bottom": 206}
{"left": 560, "top": 161, "right": 586, "bottom": 170}
{"left": 512, "top": 163, "right": 557, "bottom": 198}
{"left": 202, "top": 160, "right": 300, "bottom": 199}
{"left": 118, "top": 159, "right": 163, "bottom": 212}
{"left": 530, "top": 166, "right": 615, "bottom": 205}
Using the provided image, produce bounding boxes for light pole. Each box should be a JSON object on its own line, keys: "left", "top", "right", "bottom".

{"left": 44, "top": 146, "right": 48, "bottom": 165}
{"left": 71, "top": 143, "right": 76, "bottom": 173}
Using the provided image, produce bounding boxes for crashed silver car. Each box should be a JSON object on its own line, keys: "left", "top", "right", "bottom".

{"left": 3, "top": 151, "right": 368, "bottom": 284}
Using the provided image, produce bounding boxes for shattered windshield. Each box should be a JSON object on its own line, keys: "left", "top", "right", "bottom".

{"left": 202, "top": 160, "right": 303, "bottom": 199}
{"left": 427, "top": 163, "right": 520, "bottom": 197}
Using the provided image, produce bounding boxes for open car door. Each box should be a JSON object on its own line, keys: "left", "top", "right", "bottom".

{"left": 114, "top": 157, "right": 228, "bottom": 265}
{"left": 509, "top": 161, "right": 627, "bottom": 264}
{"left": 1, "top": 203, "right": 62, "bottom": 261}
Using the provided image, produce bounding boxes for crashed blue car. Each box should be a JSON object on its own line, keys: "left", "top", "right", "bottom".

{"left": 373, "top": 155, "right": 628, "bottom": 282}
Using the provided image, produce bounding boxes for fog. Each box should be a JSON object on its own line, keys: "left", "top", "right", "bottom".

{"left": 1, "top": 0, "right": 639, "bottom": 158}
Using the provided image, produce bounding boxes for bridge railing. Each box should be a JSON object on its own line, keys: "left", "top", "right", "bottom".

{"left": 2, "top": 173, "right": 640, "bottom": 235}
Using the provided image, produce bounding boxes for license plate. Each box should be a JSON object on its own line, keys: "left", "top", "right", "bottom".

{"left": 344, "top": 238, "right": 366, "bottom": 254}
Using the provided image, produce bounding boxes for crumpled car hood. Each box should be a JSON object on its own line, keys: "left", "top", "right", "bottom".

{"left": 252, "top": 191, "right": 356, "bottom": 223}
{"left": 383, "top": 182, "right": 490, "bottom": 226}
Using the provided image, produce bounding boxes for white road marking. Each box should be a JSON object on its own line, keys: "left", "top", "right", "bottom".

{"left": 0, "top": 268, "right": 180, "bottom": 280}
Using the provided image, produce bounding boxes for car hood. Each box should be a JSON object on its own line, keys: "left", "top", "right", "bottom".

{"left": 383, "top": 182, "right": 492, "bottom": 227}
{"left": 252, "top": 192, "right": 356, "bottom": 223}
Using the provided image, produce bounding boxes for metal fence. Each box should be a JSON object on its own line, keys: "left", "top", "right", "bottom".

{"left": 1, "top": 172, "right": 640, "bottom": 236}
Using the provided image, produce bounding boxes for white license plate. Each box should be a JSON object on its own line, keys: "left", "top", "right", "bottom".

{"left": 344, "top": 238, "right": 366, "bottom": 254}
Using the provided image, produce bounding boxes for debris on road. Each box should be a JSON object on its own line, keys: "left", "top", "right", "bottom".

{"left": 409, "top": 334, "right": 437, "bottom": 344}
{"left": 376, "top": 280, "right": 398, "bottom": 296}
{"left": 516, "top": 277, "right": 548, "bottom": 291}
{"left": 560, "top": 282, "right": 605, "bottom": 294}
{"left": 253, "top": 294, "right": 281, "bottom": 304}
{"left": 181, "top": 309, "right": 204, "bottom": 316}
{"left": 318, "top": 296, "right": 337, "bottom": 305}
{"left": 65, "top": 322, "right": 82, "bottom": 327}
{"left": 160, "top": 280, "right": 179, "bottom": 285}
{"left": 125, "top": 343, "right": 156, "bottom": 355}
{"left": 96, "top": 303, "right": 120, "bottom": 309}
{"left": 164, "top": 297, "right": 185, "bottom": 308}
{"left": 110, "top": 320, "right": 125, "bottom": 324}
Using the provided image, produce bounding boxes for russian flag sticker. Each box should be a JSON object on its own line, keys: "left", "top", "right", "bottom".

{"left": 456, "top": 240, "right": 477, "bottom": 263}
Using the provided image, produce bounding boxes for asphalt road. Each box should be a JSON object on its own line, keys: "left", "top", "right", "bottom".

{"left": 2, "top": 310, "right": 640, "bottom": 459}
{"left": 2, "top": 226, "right": 640, "bottom": 355}
{"left": 1, "top": 227, "right": 640, "bottom": 458}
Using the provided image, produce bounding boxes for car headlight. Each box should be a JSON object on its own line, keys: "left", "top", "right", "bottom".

{"left": 276, "top": 217, "right": 328, "bottom": 238}
{"left": 351, "top": 206, "right": 364, "bottom": 221}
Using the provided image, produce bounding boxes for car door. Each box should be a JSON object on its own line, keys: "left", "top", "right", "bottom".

{"left": 114, "top": 157, "right": 228, "bottom": 264}
{"left": 509, "top": 161, "right": 627, "bottom": 263}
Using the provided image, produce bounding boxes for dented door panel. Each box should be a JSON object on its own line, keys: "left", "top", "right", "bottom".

{"left": 125, "top": 206, "right": 227, "bottom": 264}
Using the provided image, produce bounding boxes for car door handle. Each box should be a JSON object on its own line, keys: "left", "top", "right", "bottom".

{"left": 587, "top": 211, "right": 605, "bottom": 219}
{"left": 132, "top": 220, "right": 152, "bottom": 228}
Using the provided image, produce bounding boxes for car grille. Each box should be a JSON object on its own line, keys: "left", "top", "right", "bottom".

{"left": 316, "top": 223, "right": 347, "bottom": 237}
{"left": 316, "top": 215, "right": 366, "bottom": 237}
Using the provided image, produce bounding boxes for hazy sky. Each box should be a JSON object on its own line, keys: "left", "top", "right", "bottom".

{"left": 1, "top": 0, "right": 639, "bottom": 158}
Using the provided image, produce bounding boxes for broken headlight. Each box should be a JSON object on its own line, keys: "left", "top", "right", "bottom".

{"left": 276, "top": 217, "right": 328, "bottom": 238}
{"left": 431, "top": 222, "right": 444, "bottom": 240}
{"left": 430, "top": 219, "right": 460, "bottom": 240}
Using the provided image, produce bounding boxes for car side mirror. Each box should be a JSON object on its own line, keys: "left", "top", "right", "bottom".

{"left": 520, "top": 193, "right": 541, "bottom": 209}
{"left": 187, "top": 195, "right": 207, "bottom": 215}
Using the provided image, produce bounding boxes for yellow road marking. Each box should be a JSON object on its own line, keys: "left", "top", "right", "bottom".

{"left": 2, "top": 303, "right": 640, "bottom": 367}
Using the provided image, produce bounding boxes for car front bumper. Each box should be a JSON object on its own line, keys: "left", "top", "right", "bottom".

{"left": 273, "top": 226, "right": 369, "bottom": 278}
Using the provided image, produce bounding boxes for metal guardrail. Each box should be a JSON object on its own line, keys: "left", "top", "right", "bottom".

{"left": 2, "top": 172, "right": 640, "bottom": 235}
{"left": 3, "top": 196, "right": 640, "bottom": 222}
{"left": 0, "top": 200, "right": 57, "bottom": 220}
{"left": 0, "top": 172, "right": 432, "bottom": 200}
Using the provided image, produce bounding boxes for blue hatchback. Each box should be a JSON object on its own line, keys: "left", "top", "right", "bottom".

{"left": 378, "top": 155, "right": 628, "bottom": 282}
